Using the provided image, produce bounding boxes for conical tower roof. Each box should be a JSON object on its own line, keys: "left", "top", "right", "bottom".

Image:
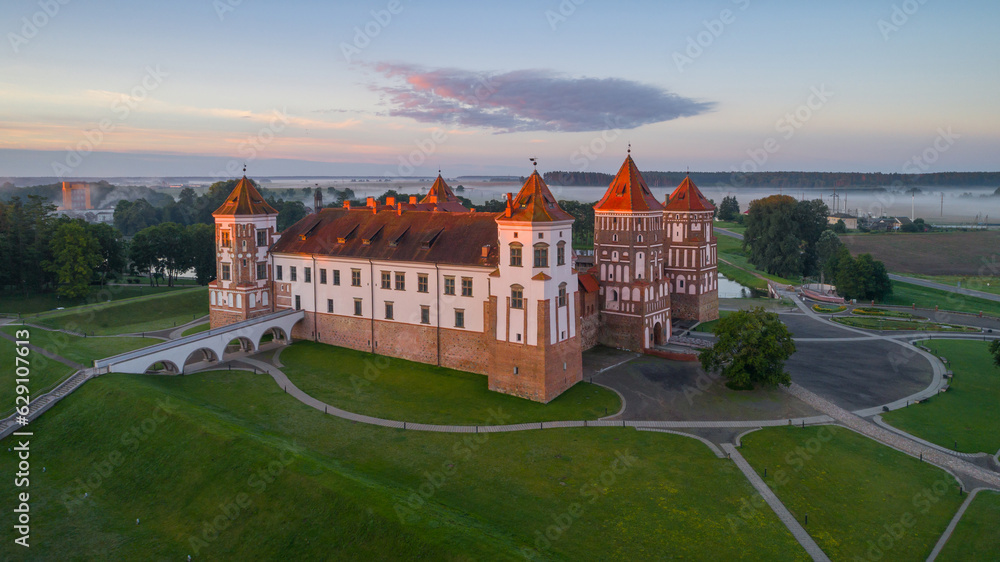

{"left": 212, "top": 175, "right": 278, "bottom": 217}
{"left": 420, "top": 174, "right": 459, "bottom": 204}
{"left": 665, "top": 176, "right": 715, "bottom": 212}
{"left": 594, "top": 154, "right": 663, "bottom": 212}
{"left": 497, "top": 170, "right": 574, "bottom": 223}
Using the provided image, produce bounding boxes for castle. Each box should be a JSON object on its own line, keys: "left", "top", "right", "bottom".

{"left": 209, "top": 153, "right": 718, "bottom": 402}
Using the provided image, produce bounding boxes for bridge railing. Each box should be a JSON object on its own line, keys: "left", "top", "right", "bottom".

{"left": 93, "top": 309, "right": 304, "bottom": 370}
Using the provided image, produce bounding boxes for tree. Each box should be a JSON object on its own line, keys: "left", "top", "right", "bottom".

{"left": 832, "top": 219, "right": 847, "bottom": 234}
{"left": 990, "top": 340, "right": 1000, "bottom": 369}
{"left": 743, "top": 195, "right": 829, "bottom": 278}
{"left": 46, "top": 221, "right": 101, "bottom": 298}
{"left": 699, "top": 307, "right": 796, "bottom": 389}
{"left": 129, "top": 228, "right": 159, "bottom": 285}
{"left": 833, "top": 252, "right": 892, "bottom": 301}
{"left": 718, "top": 196, "right": 740, "bottom": 221}
{"left": 275, "top": 200, "right": 308, "bottom": 231}
{"left": 186, "top": 223, "right": 216, "bottom": 285}
{"left": 88, "top": 222, "right": 126, "bottom": 285}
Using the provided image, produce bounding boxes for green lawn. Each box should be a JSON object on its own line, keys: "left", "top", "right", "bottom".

{"left": 832, "top": 316, "right": 979, "bottom": 332}
{"left": 692, "top": 310, "right": 734, "bottom": 333}
{"left": 0, "top": 284, "right": 196, "bottom": 315}
{"left": 181, "top": 322, "right": 211, "bottom": 337}
{"left": 937, "top": 491, "right": 1000, "bottom": 561}
{"left": 903, "top": 274, "right": 1000, "bottom": 297}
{"left": 32, "top": 287, "right": 209, "bottom": 335}
{"left": 280, "top": 341, "right": 621, "bottom": 425}
{"left": 882, "top": 281, "right": 1000, "bottom": 318}
{"left": 0, "top": 371, "right": 808, "bottom": 560}
{"left": 716, "top": 235, "right": 799, "bottom": 287}
{"left": 0, "top": 332, "right": 74, "bottom": 416}
{"left": 740, "top": 426, "right": 964, "bottom": 561}
{"left": 883, "top": 340, "right": 1000, "bottom": 455}
{"left": 715, "top": 220, "right": 747, "bottom": 234}
{"left": 719, "top": 262, "right": 768, "bottom": 292}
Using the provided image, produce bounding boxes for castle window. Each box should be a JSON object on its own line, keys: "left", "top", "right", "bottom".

{"left": 637, "top": 234, "right": 643, "bottom": 243}
{"left": 220, "top": 230, "right": 231, "bottom": 247}
{"left": 275, "top": 265, "right": 282, "bottom": 281}
{"left": 290, "top": 266, "right": 297, "bottom": 282}
{"left": 384, "top": 302, "right": 394, "bottom": 320}
{"left": 395, "top": 272, "right": 405, "bottom": 291}
{"left": 557, "top": 241, "right": 566, "bottom": 266}
{"left": 242, "top": 259, "right": 247, "bottom": 268}
{"left": 319, "top": 269, "right": 327, "bottom": 284}
{"left": 242, "top": 240, "right": 247, "bottom": 251}
{"left": 461, "top": 277, "right": 473, "bottom": 297}
{"left": 612, "top": 234, "right": 618, "bottom": 242}
{"left": 221, "top": 264, "right": 231, "bottom": 281}
{"left": 256, "top": 229, "right": 266, "bottom": 247}
{"left": 679, "top": 278, "right": 685, "bottom": 288}
{"left": 444, "top": 276, "right": 456, "bottom": 296}
{"left": 612, "top": 289, "right": 619, "bottom": 302}
{"left": 454, "top": 309, "right": 465, "bottom": 328}
{"left": 327, "top": 299, "right": 333, "bottom": 313}
{"left": 332, "top": 270, "right": 341, "bottom": 286}
{"left": 381, "top": 271, "right": 391, "bottom": 289}
{"left": 511, "top": 285, "right": 524, "bottom": 309}
{"left": 294, "top": 295, "right": 301, "bottom": 310}
{"left": 354, "top": 298, "right": 363, "bottom": 316}
{"left": 304, "top": 267, "right": 311, "bottom": 283}
{"left": 351, "top": 269, "right": 361, "bottom": 287}
{"left": 256, "top": 263, "right": 266, "bottom": 280}
{"left": 533, "top": 243, "right": 548, "bottom": 268}
{"left": 558, "top": 283, "right": 567, "bottom": 307}
{"left": 510, "top": 243, "right": 523, "bottom": 267}
{"left": 538, "top": 232, "right": 543, "bottom": 239}
{"left": 420, "top": 305, "right": 430, "bottom": 324}
{"left": 418, "top": 273, "right": 429, "bottom": 293}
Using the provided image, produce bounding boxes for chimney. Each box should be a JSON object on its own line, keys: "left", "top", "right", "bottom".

{"left": 505, "top": 192, "right": 513, "bottom": 218}
{"left": 396, "top": 203, "right": 403, "bottom": 216}
{"left": 481, "top": 244, "right": 490, "bottom": 258}
{"left": 313, "top": 188, "right": 323, "bottom": 214}
{"left": 366, "top": 196, "right": 376, "bottom": 207}
{"left": 386, "top": 196, "right": 395, "bottom": 206}
{"left": 343, "top": 201, "right": 351, "bottom": 209}
{"left": 409, "top": 196, "right": 417, "bottom": 205}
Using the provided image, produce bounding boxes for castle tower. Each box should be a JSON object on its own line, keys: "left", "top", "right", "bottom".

{"left": 489, "top": 167, "right": 582, "bottom": 402}
{"left": 663, "top": 176, "right": 718, "bottom": 322}
{"left": 209, "top": 175, "right": 280, "bottom": 328}
{"left": 593, "top": 153, "right": 671, "bottom": 350}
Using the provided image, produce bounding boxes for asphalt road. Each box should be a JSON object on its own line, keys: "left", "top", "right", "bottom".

{"left": 889, "top": 273, "right": 1000, "bottom": 303}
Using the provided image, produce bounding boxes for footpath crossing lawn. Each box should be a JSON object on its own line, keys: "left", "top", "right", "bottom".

{"left": 936, "top": 491, "right": 1000, "bottom": 561}
{"left": 0, "top": 332, "right": 73, "bottom": 415}
{"left": 0, "top": 371, "right": 808, "bottom": 560}
{"left": 883, "top": 340, "right": 1000, "bottom": 455}
{"left": 33, "top": 287, "right": 208, "bottom": 335}
{"left": 0, "top": 285, "right": 194, "bottom": 315}
{"left": 180, "top": 322, "right": 211, "bottom": 337}
{"left": 279, "top": 341, "right": 622, "bottom": 425}
{"left": 740, "top": 425, "right": 963, "bottom": 561}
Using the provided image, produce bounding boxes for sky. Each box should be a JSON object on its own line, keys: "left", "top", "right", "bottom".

{"left": 1, "top": 0, "right": 998, "bottom": 178}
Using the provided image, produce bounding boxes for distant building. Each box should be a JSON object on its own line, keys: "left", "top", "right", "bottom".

{"left": 827, "top": 213, "right": 858, "bottom": 230}
{"left": 867, "top": 216, "right": 911, "bottom": 232}
{"left": 60, "top": 181, "right": 92, "bottom": 211}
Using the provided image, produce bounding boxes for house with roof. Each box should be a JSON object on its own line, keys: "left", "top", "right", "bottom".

{"left": 210, "top": 153, "right": 718, "bottom": 402}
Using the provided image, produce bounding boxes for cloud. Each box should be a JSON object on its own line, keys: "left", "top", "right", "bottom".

{"left": 370, "top": 63, "right": 714, "bottom": 133}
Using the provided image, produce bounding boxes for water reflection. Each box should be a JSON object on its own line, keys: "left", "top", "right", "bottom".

{"left": 718, "top": 272, "right": 756, "bottom": 299}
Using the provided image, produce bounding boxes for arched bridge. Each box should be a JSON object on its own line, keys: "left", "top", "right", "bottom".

{"left": 94, "top": 309, "right": 305, "bottom": 374}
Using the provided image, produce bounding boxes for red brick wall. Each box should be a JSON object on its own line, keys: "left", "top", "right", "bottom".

{"left": 598, "top": 312, "right": 644, "bottom": 351}
{"left": 576, "top": 291, "right": 600, "bottom": 351}
{"left": 672, "top": 292, "right": 719, "bottom": 322}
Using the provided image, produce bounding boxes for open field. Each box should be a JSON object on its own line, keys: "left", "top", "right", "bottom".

{"left": 904, "top": 274, "right": 1000, "bottom": 296}
{"left": 0, "top": 371, "right": 808, "bottom": 560}
{"left": 31, "top": 287, "right": 208, "bottom": 335}
{"left": 937, "top": 491, "right": 1000, "bottom": 561}
{"left": 715, "top": 220, "right": 747, "bottom": 235}
{"left": 740, "top": 425, "right": 964, "bottom": 561}
{"left": 840, "top": 231, "right": 1000, "bottom": 275}
{"left": 881, "top": 281, "right": 1000, "bottom": 317}
{"left": 279, "top": 341, "right": 621, "bottom": 424}
{"left": 0, "top": 285, "right": 197, "bottom": 316}
{"left": 882, "top": 340, "right": 1000, "bottom": 455}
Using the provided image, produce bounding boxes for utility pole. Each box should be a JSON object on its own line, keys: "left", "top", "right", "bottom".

{"left": 911, "top": 193, "right": 915, "bottom": 221}
{"left": 940, "top": 192, "right": 944, "bottom": 217}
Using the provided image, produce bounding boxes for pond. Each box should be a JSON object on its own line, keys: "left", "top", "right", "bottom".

{"left": 718, "top": 272, "right": 762, "bottom": 299}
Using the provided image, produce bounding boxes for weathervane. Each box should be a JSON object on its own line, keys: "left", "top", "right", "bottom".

{"left": 529, "top": 157, "right": 537, "bottom": 169}
{"left": 243, "top": 163, "right": 247, "bottom": 176}
{"left": 627, "top": 142, "right": 631, "bottom": 154}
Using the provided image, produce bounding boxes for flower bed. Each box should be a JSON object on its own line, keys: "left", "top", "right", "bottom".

{"left": 813, "top": 304, "right": 847, "bottom": 314}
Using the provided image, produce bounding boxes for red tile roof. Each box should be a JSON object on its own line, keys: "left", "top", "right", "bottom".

{"left": 271, "top": 208, "right": 499, "bottom": 267}
{"left": 212, "top": 176, "right": 278, "bottom": 217}
{"left": 578, "top": 272, "right": 599, "bottom": 293}
{"left": 594, "top": 154, "right": 663, "bottom": 212}
{"left": 496, "top": 171, "right": 574, "bottom": 223}
{"left": 665, "top": 176, "right": 715, "bottom": 212}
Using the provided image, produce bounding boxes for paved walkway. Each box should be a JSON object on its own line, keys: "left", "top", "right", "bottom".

{"left": 722, "top": 444, "right": 830, "bottom": 562}
{"left": 926, "top": 487, "right": 991, "bottom": 561}
{"left": 889, "top": 273, "right": 1000, "bottom": 303}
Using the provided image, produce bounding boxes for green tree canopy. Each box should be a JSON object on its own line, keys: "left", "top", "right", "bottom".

{"left": 718, "top": 196, "right": 740, "bottom": 221}
{"left": 699, "top": 307, "right": 796, "bottom": 389}
{"left": 743, "top": 195, "right": 829, "bottom": 278}
{"left": 46, "top": 221, "right": 101, "bottom": 298}
{"left": 989, "top": 340, "right": 1000, "bottom": 369}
